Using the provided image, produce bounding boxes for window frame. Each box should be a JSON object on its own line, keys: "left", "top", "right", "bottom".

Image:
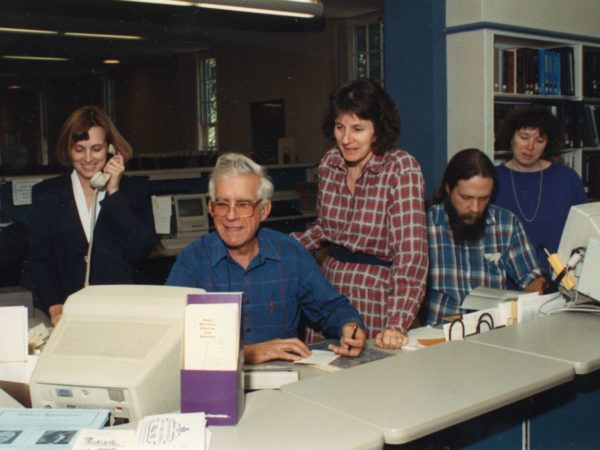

{"left": 196, "top": 53, "right": 218, "bottom": 153}
{"left": 347, "top": 14, "right": 385, "bottom": 86}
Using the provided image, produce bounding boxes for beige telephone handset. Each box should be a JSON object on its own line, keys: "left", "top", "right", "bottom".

{"left": 90, "top": 144, "right": 116, "bottom": 190}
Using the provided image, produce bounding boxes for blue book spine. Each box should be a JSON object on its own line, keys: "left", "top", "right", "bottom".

{"left": 538, "top": 49, "right": 546, "bottom": 95}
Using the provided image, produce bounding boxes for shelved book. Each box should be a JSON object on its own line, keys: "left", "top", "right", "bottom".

{"left": 495, "top": 45, "right": 574, "bottom": 96}
{"left": 583, "top": 47, "right": 600, "bottom": 98}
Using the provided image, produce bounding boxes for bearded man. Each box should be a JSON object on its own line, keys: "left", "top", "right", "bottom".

{"left": 421, "top": 148, "right": 546, "bottom": 325}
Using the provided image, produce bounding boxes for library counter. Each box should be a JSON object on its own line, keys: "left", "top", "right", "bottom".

{"left": 2, "top": 312, "right": 599, "bottom": 449}
{"left": 467, "top": 311, "right": 600, "bottom": 374}
{"left": 209, "top": 390, "right": 384, "bottom": 450}
{"left": 280, "top": 340, "right": 574, "bottom": 445}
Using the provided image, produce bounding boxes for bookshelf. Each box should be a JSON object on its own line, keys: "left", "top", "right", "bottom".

{"left": 447, "top": 27, "right": 600, "bottom": 198}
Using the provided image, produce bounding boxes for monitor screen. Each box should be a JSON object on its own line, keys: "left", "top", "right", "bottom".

{"left": 557, "top": 202, "right": 600, "bottom": 263}
{"left": 557, "top": 202, "right": 600, "bottom": 297}
{"left": 178, "top": 198, "right": 205, "bottom": 217}
{"left": 173, "top": 194, "right": 209, "bottom": 236}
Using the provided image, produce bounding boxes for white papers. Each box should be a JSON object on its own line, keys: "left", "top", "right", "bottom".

{"left": 28, "top": 322, "right": 51, "bottom": 351}
{"left": 151, "top": 195, "right": 173, "bottom": 235}
{"left": 12, "top": 178, "right": 43, "bottom": 206}
{"left": 404, "top": 326, "right": 446, "bottom": 351}
{"left": 0, "top": 408, "right": 109, "bottom": 449}
{"left": 0, "top": 306, "right": 28, "bottom": 362}
{"left": 243, "top": 365, "right": 298, "bottom": 390}
{"left": 71, "top": 428, "right": 136, "bottom": 449}
{"left": 184, "top": 302, "right": 240, "bottom": 371}
{"left": 0, "top": 354, "right": 38, "bottom": 383}
{"left": 444, "top": 302, "right": 518, "bottom": 341}
{"left": 460, "top": 287, "right": 523, "bottom": 311}
{"left": 517, "top": 291, "right": 566, "bottom": 321}
{"left": 294, "top": 349, "right": 340, "bottom": 371}
{"left": 72, "top": 412, "right": 210, "bottom": 450}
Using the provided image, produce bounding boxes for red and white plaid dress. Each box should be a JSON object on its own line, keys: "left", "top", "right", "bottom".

{"left": 293, "top": 148, "right": 428, "bottom": 339}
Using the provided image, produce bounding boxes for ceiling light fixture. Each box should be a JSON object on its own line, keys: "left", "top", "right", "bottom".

{"left": 64, "top": 32, "right": 142, "bottom": 40}
{"left": 0, "top": 26, "right": 142, "bottom": 40}
{"left": 193, "top": 0, "right": 323, "bottom": 18}
{"left": 2, "top": 55, "right": 69, "bottom": 62}
{"left": 103, "top": 59, "right": 121, "bottom": 65}
{"left": 0, "top": 26, "right": 58, "bottom": 35}
{"left": 119, "top": 0, "right": 194, "bottom": 6}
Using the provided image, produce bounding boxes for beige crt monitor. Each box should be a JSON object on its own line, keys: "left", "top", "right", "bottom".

{"left": 29, "top": 284, "right": 205, "bottom": 425}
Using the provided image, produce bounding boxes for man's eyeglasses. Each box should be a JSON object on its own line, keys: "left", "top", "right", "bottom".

{"left": 210, "top": 200, "right": 261, "bottom": 218}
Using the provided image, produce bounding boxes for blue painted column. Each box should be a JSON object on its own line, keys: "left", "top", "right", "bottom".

{"left": 384, "top": 0, "right": 447, "bottom": 199}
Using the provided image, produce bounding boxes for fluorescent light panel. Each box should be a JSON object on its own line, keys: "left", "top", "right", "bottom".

{"left": 64, "top": 32, "right": 142, "bottom": 40}
{"left": 0, "top": 27, "right": 57, "bottom": 35}
{"left": 2, "top": 55, "right": 69, "bottom": 62}
{"left": 0, "top": 26, "right": 142, "bottom": 40}
{"left": 195, "top": 0, "right": 323, "bottom": 18}
{"left": 119, "top": 0, "right": 323, "bottom": 18}
{"left": 120, "top": 0, "right": 193, "bottom": 5}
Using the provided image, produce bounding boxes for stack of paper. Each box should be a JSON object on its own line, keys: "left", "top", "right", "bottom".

{"left": 0, "top": 306, "right": 28, "bottom": 362}
{"left": 0, "top": 408, "right": 109, "bottom": 448}
{"left": 72, "top": 412, "right": 210, "bottom": 450}
{"left": 243, "top": 364, "right": 298, "bottom": 390}
{"left": 0, "top": 306, "right": 37, "bottom": 388}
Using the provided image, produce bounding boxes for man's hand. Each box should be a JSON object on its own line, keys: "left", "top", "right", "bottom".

{"left": 328, "top": 322, "right": 366, "bottom": 357}
{"left": 243, "top": 338, "right": 310, "bottom": 365}
{"left": 525, "top": 276, "right": 547, "bottom": 294}
{"left": 375, "top": 327, "right": 408, "bottom": 349}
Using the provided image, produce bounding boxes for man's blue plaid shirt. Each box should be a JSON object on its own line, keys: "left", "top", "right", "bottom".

{"left": 423, "top": 203, "right": 541, "bottom": 325}
{"left": 167, "top": 227, "right": 364, "bottom": 343}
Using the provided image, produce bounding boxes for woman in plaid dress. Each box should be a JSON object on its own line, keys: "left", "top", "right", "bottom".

{"left": 293, "top": 79, "right": 428, "bottom": 348}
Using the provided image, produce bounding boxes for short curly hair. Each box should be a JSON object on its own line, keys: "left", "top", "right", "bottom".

{"left": 321, "top": 79, "right": 401, "bottom": 155}
{"left": 496, "top": 104, "right": 564, "bottom": 155}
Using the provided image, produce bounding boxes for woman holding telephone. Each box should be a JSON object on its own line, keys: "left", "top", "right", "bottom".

{"left": 28, "top": 106, "right": 158, "bottom": 325}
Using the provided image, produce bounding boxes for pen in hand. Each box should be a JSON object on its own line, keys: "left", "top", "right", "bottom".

{"left": 347, "top": 324, "right": 359, "bottom": 352}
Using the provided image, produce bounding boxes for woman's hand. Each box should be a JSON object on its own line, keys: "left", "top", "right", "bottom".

{"left": 104, "top": 154, "right": 125, "bottom": 195}
{"left": 375, "top": 327, "right": 408, "bottom": 349}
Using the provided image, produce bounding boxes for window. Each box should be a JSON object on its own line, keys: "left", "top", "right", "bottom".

{"left": 197, "top": 55, "right": 218, "bottom": 152}
{"left": 353, "top": 18, "right": 384, "bottom": 85}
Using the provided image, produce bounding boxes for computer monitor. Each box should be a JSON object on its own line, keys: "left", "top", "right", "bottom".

{"left": 557, "top": 202, "right": 600, "bottom": 299}
{"left": 173, "top": 193, "right": 209, "bottom": 236}
{"left": 29, "top": 284, "right": 205, "bottom": 425}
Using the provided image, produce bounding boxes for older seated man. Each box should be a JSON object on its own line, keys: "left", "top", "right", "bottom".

{"left": 421, "top": 148, "right": 546, "bottom": 325}
{"left": 167, "top": 153, "right": 366, "bottom": 364}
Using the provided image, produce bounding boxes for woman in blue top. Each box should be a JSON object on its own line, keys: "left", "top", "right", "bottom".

{"left": 494, "top": 104, "right": 587, "bottom": 280}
